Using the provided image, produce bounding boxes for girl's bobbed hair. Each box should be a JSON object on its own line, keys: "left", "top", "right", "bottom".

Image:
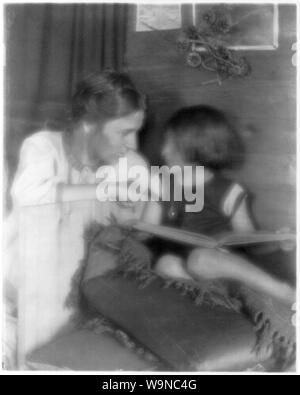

{"left": 71, "top": 70, "right": 146, "bottom": 124}
{"left": 165, "top": 105, "right": 244, "bottom": 170}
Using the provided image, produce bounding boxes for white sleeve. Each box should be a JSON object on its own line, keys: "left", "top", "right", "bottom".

{"left": 222, "top": 183, "right": 248, "bottom": 218}
{"left": 11, "top": 135, "right": 59, "bottom": 207}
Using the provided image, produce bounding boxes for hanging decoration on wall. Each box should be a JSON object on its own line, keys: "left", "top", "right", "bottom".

{"left": 177, "top": 8, "right": 251, "bottom": 83}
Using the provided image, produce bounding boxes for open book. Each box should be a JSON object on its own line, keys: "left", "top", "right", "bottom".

{"left": 132, "top": 221, "right": 296, "bottom": 249}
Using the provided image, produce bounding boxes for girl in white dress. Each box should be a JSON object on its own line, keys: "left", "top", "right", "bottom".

{"left": 3, "top": 71, "right": 159, "bottom": 368}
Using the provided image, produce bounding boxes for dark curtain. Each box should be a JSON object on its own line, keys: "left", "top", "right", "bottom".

{"left": 6, "top": 3, "right": 128, "bottom": 121}
{"left": 5, "top": 3, "right": 129, "bottom": 185}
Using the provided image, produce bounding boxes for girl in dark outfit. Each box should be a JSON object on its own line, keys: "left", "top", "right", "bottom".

{"left": 152, "top": 106, "right": 295, "bottom": 304}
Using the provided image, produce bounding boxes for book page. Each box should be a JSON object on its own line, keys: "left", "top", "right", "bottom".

{"left": 133, "top": 222, "right": 218, "bottom": 249}
{"left": 218, "top": 231, "right": 296, "bottom": 247}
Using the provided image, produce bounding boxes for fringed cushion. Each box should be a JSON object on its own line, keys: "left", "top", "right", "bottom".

{"left": 83, "top": 274, "right": 267, "bottom": 372}
{"left": 76, "top": 223, "right": 295, "bottom": 372}
{"left": 27, "top": 328, "right": 164, "bottom": 371}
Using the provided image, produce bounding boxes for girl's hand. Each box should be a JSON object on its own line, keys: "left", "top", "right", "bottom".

{"left": 115, "top": 181, "right": 138, "bottom": 208}
{"left": 277, "top": 227, "right": 296, "bottom": 252}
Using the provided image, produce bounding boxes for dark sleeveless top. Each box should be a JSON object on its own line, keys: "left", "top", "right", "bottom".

{"left": 148, "top": 174, "right": 247, "bottom": 259}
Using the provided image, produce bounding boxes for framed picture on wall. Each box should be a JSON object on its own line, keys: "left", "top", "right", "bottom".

{"left": 136, "top": 4, "right": 182, "bottom": 32}
{"left": 191, "top": 3, "right": 279, "bottom": 50}
{"left": 136, "top": 3, "right": 279, "bottom": 50}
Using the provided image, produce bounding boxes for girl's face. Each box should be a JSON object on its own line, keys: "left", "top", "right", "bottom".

{"left": 87, "top": 110, "right": 145, "bottom": 165}
{"left": 162, "top": 133, "right": 203, "bottom": 188}
{"left": 162, "top": 133, "right": 186, "bottom": 167}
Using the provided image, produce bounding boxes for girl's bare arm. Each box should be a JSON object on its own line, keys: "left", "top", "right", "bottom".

{"left": 230, "top": 199, "right": 256, "bottom": 232}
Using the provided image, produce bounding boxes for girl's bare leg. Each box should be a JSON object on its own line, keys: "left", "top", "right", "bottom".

{"left": 186, "top": 248, "right": 295, "bottom": 305}
{"left": 155, "top": 254, "right": 192, "bottom": 281}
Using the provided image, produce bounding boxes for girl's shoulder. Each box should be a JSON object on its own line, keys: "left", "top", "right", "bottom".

{"left": 206, "top": 174, "right": 246, "bottom": 197}
{"left": 22, "top": 130, "right": 63, "bottom": 152}
{"left": 203, "top": 174, "right": 247, "bottom": 217}
{"left": 19, "top": 131, "right": 64, "bottom": 162}
{"left": 216, "top": 176, "right": 248, "bottom": 218}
